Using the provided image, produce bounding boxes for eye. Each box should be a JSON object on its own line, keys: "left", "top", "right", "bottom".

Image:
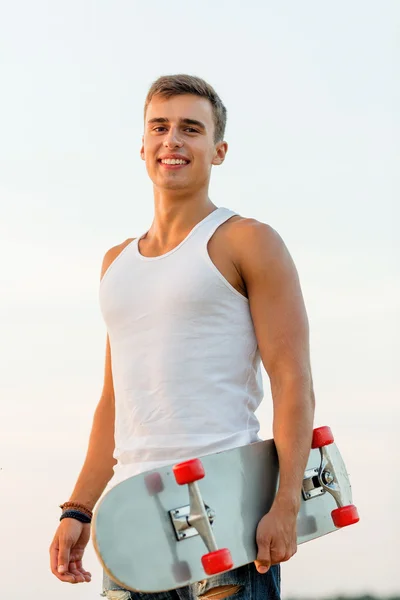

{"left": 153, "top": 127, "right": 167, "bottom": 132}
{"left": 185, "top": 128, "right": 198, "bottom": 133}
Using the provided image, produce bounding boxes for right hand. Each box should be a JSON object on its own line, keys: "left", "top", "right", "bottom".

{"left": 49, "top": 518, "right": 92, "bottom": 584}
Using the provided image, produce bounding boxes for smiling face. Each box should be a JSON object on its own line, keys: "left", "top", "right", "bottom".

{"left": 140, "top": 94, "right": 228, "bottom": 192}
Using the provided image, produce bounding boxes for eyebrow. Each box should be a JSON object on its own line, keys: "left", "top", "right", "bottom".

{"left": 147, "top": 117, "right": 206, "bottom": 131}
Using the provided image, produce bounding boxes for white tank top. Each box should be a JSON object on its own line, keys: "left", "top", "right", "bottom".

{"left": 99, "top": 207, "right": 264, "bottom": 489}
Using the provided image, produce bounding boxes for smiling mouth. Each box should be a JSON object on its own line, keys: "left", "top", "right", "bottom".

{"left": 158, "top": 159, "right": 190, "bottom": 169}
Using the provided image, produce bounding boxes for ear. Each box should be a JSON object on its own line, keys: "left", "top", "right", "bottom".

{"left": 140, "top": 136, "right": 145, "bottom": 161}
{"left": 212, "top": 141, "right": 228, "bottom": 166}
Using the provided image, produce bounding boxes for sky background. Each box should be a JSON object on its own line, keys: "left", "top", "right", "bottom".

{"left": 0, "top": 1, "right": 398, "bottom": 598}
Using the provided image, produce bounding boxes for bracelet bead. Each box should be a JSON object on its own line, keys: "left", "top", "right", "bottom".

{"left": 59, "top": 502, "right": 93, "bottom": 518}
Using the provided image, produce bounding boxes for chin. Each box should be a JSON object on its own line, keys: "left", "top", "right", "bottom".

{"left": 161, "top": 181, "right": 191, "bottom": 191}
{"left": 153, "top": 175, "right": 193, "bottom": 191}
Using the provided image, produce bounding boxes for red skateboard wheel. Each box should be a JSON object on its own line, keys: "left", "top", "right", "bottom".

{"left": 312, "top": 426, "right": 334, "bottom": 448}
{"left": 331, "top": 504, "right": 360, "bottom": 528}
{"left": 173, "top": 458, "right": 205, "bottom": 485}
{"left": 201, "top": 548, "right": 233, "bottom": 575}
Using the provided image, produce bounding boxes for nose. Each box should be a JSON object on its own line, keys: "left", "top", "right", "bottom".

{"left": 163, "top": 127, "right": 183, "bottom": 149}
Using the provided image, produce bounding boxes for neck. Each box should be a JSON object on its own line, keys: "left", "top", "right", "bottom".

{"left": 146, "top": 189, "right": 217, "bottom": 245}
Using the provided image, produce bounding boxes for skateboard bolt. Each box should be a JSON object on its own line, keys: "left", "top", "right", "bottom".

{"left": 207, "top": 509, "right": 216, "bottom": 520}
{"left": 323, "top": 471, "right": 334, "bottom": 484}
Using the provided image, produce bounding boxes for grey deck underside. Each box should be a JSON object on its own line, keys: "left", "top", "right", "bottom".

{"left": 92, "top": 440, "right": 353, "bottom": 593}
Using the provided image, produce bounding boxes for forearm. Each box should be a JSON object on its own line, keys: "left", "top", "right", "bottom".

{"left": 271, "top": 376, "right": 315, "bottom": 512}
{"left": 67, "top": 396, "right": 117, "bottom": 511}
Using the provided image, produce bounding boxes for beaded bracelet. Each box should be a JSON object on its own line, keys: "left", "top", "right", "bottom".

{"left": 60, "top": 509, "right": 92, "bottom": 524}
{"left": 59, "top": 502, "right": 93, "bottom": 518}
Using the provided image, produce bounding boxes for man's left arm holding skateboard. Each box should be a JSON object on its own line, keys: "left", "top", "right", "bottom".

{"left": 233, "top": 218, "right": 315, "bottom": 575}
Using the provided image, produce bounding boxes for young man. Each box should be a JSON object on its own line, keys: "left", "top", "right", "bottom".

{"left": 49, "top": 74, "right": 315, "bottom": 600}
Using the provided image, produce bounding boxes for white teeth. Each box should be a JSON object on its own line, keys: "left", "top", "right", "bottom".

{"left": 161, "top": 159, "right": 188, "bottom": 165}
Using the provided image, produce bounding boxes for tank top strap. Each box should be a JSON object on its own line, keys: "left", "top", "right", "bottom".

{"left": 190, "top": 206, "right": 238, "bottom": 246}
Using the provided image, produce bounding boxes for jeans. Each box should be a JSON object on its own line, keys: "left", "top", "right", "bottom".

{"left": 101, "top": 563, "right": 280, "bottom": 600}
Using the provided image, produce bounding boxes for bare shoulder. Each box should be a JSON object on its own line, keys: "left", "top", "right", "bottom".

{"left": 227, "top": 215, "right": 282, "bottom": 243}
{"left": 100, "top": 238, "right": 135, "bottom": 280}
{"left": 225, "top": 215, "right": 290, "bottom": 270}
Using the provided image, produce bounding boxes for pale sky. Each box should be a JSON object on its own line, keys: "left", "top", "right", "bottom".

{"left": 0, "top": 1, "right": 398, "bottom": 599}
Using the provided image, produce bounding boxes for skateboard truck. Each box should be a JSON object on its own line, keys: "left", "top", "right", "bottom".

{"left": 171, "top": 459, "right": 234, "bottom": 576}
{"left": 169, "top": 504, "right": 215, "bottom": 540}
{"left": 302, "top": 426, "right": 360, "bottom": 529}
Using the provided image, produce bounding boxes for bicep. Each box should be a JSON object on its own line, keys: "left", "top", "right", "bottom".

{"left": 240, "top": 224, "right": 311, "bottom": 383}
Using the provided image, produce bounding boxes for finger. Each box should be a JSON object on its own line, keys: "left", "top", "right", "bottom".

{"left": 270, "top": 543, "right": 288, "bottom": 565}
{"left": 68, "top": 562, "right": 86, "bottom": 583}
{"left": 74, "top": 559, "right": 92, "bottom": 580}
{"left": 69, "top": 551, "right": 92, "bottom": 581}
{"left": 255, "top": 534, "right": 272, "bottom": 574}
{"left": 49, "top": 542, "right": 59, "bottom": 574}
{"left": 50, "top": 557, "right": 78, "bottom": 582}
{"left": 254, "top": 547, "right": 271, "bottom": 573}
{"left": 76, "top": 570, "right": 91, "bottom": 583}
{"left": 254, "top": 559, "right": 270, "bottom": 574}
{"left": 70, "top": 550, "right": 84, "bottom": 563}
{"left": 272, "top": 539, "right": 298, "bottom": 564}
{"left": 69, "top": 560, "right": 90, "bottom": 582}
{"left": 57, "top": 539, "right": 73, "bottom": 578}
{"left": 50, "top": 544, "right": 74, "bottom": 582}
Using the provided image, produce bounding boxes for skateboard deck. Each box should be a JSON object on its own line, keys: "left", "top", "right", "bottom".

{"left": 92, "top": 426, "right": 358, "bottom": 593}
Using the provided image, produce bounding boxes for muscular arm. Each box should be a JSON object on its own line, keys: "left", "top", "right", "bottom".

{"left": 236, "top": 220, "right": 315, "bottom": 512}
{"left": 49, "top": 242, "right": 135, "bottom": 586}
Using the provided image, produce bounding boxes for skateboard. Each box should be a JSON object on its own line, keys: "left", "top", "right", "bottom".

{"left": 92, "top": 426, "right": 359, "bottom": 592}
